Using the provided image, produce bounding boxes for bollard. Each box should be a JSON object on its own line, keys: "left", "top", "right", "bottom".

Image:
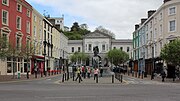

{"left": 120, "top": 75, "right": 123, "bottom": 83}
{"left": 73, "top": 72, "right": 75, "bottom": 81}
{"left": 65, "top": 73, "right": 67, "bottom": 81}
{"left": 27, "top": 71, "right": 29, "bottom": 79}
{"left": 62, "top": 73, "right": 64, "bottom": 82}
{"left": 96, "top": 75, "right": 98, "bottom": 83}
{"left": 112, "top": 75, "right": 114, "bottom": 83}
{"left": 142, "top": 72, "right": 144, "bottom": 79}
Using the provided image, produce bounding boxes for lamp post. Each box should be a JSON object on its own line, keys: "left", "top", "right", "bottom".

{"left": 62, "top": 50, "right": 65, "bottom": 82}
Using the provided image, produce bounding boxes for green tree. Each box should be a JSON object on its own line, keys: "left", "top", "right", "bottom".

{"left": 0, "top": 36, "right": 9, "bottom": 59}
{"left": 64, "top": 22, "right": 91, "bottom": 40}
{"left": 160, "top": 39, "right": 180, "bottom": 66}
{"left": 70, "top": 22, "right": 80, "bottom": 32}
{"left": 107, "top": 49, "right": 129, "bottom": 66}
{"left": 70, "top": 52, "right": 89, "bottom": 65}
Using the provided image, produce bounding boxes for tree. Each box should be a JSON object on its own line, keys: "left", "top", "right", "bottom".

{"left": 64, "top": 22, "right": 91, "bottom": 40}
{"left": 70, "top": 22, "right": 80, "bottom": 32}
{"left": 21, "top": 42, "right": 36, "bottom": 78}
{"left": 107, "top": 49, "right": 129, "bottom": 66}
{"left": 0, "top": 36, "right": 9, "bottom": 59}
{"left": 160, "top": 39, "right": 180, "bottom": 66}
{"left": 95, "top": 26, "right": 115, "bottom": 38}
{"left": 70, "top": 52, "right": 89, "bottom": 65}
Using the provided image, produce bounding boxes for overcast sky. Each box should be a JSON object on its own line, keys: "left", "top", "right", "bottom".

{"left": 26, "top": 0, "right": 163, "bottom": 39}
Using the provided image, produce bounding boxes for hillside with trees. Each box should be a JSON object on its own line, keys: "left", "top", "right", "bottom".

{"left": 63, "top": 22, "right": 91, "bottom": 40}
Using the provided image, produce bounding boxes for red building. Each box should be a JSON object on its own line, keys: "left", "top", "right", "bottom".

{"left": 0, "top": 0, "right": 32, "bottom": 75}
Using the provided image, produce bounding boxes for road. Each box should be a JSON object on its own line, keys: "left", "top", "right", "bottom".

{"left": 0, "top": 75, "right": 179, "bottom": 101}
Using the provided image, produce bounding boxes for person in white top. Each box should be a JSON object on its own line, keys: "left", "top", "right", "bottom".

{"left": 94, "top": 68, "right": 99, "bottom": 80}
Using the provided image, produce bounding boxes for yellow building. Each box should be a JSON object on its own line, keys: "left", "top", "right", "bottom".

{"left": 31, "top": 8, "right": 44, "bottom": 74}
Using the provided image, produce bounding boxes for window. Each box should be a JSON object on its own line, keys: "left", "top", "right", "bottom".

{"left": 127, "top": 47, "right": 130, "bottom": 52}
{"left": 120, "top": 47, "right": 123, "bottom": 51}
{"left": 72, "top": 47, "right": 74, "bottom": 53}
{"left": 16, "top": 36, "right": 22, "bottom": 51}
{"left": 2, "top": 10, "right": 8, "bottom": 25}
{"left": 27, "top": 10, "right": 30, "bottom": 17}
{"left": 88, "top": 44, "right": 92, "bottom": 51}
{"left": 2, "top": 0, "right": 9, "bottom": 6}
{"left": 17, "top": 3, "right": 22, "bottom": 12}
{"left": 159, "top": 12, "right": 162, "bottom": 20}
{"left": 26, "top": 21, "right": 30, "bottom": 34}
{"left": 44, "top": 30, "right": 46, "bottom": 41}
{"left": 160, "top": 24, "right": 162, "bottom": 35}
{"left": 102, "top": 44, "right": 105, "bottom": 51}
{"left": 85, "top": 44, "right": 87, "bottom": 51}
{"left": 26, "top": 39, "right": 30, "bottom": 51}
{"left": 78, "top": 47, "right": 81, "bottom": 52}
{"left": 154, "top": 28, "right": 157, "bottom": 39}
{"left": 169, "top": 20, "right": 176, "bottom": 32}
{"left": 48, "top": 25, "right": 50, "bottom": 31}
{"left": 150, "top": 21, "right": 152, "bottom": 28}
{"left": 16, "top": 16, "right": 21, "bottom": 30}
{"left": 34, "top": 15, "right": 36, "bottom": 22}
{"left": 33, "top": 26, "right": 36, "bottom": 36}
{"left": 160, "top": 42, "right": 162, "bottom": 50}
{"left": 169, "top": 6, "right": 176, "bottom": 15}
{"left": 1, "top": 31, "right": 8, "bottom": 48}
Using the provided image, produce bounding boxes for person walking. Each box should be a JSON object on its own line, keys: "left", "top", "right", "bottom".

{"left": 94, "top": 68, "right": 99, "bottom": 80}
{"left": 87, "top": 67, "right": 91, "bottom": 78}
{"left": 75, "top": 67, "right": 83, "bottom": 82}
{"left": 161, "top": 69, "right": 166, "bottom": 82}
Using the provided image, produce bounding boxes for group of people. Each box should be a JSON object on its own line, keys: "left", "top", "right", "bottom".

{"left": 73, "top": 66, "right": 103, "bottom": 82}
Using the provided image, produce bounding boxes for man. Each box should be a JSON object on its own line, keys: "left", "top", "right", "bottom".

{"left": 75, "top": 67, "right": 83, "bottom": 82}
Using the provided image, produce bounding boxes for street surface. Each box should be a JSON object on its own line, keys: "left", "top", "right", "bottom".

{"left": 0, "top": 75, "right": 179, "bottom": 101}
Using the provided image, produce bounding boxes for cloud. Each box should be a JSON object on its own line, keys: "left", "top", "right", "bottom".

{"left": 27, "top": 0, "right": 163, "bottom": 39}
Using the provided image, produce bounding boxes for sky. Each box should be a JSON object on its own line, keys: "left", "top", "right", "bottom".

{"left": 26, "top": 0, "right": 163, "bottom": 39}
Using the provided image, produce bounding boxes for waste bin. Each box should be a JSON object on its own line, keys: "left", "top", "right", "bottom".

{"left": 17, "top": 71, "right": 21, "bottom": 79}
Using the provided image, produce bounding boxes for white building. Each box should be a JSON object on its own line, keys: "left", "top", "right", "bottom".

{"left": 68, "top": 30, "right": 132, "bottom": 66}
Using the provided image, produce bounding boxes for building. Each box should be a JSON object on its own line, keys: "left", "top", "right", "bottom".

{"left": 132, "top": 0, "right": 180, "bottom": 78}
{"left": 47, "top": 17, "right": 64, "bottom": 31}
{"left": 31, "top": 8, "right": 44, "bottom": 74}
{"left": 68, "top": 30, "right": 132, "bottom": 66}
{"left": 0, "top": 0, "right": 32, "bottom": 75}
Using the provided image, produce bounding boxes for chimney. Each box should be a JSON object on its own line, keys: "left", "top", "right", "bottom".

{"left": 141, "top": 18, "right": 147, "bottom": 25}
{"left": 164, "top": 0, "right": 171, "bottom": 3}
{"left": 135, "top": 24, "right": 139, "bottom": 30}
{"left": 148, "top": 10, "right": 156, "bottom": 18}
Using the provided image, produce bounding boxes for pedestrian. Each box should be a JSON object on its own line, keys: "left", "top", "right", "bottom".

{"left": 75, "top": 67, "right": 83, "bottom": 82}
{"left": 100, "top": 67, "right": 103, "bottom": 77}
{"left": 87, "top": 67, "right": 91, "bottom": 78}
{"left": 161, "top": 69, "right": 166, "bottom": 82}
{"left": 94, "top": 68, "right": 99, "bottom": 80}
